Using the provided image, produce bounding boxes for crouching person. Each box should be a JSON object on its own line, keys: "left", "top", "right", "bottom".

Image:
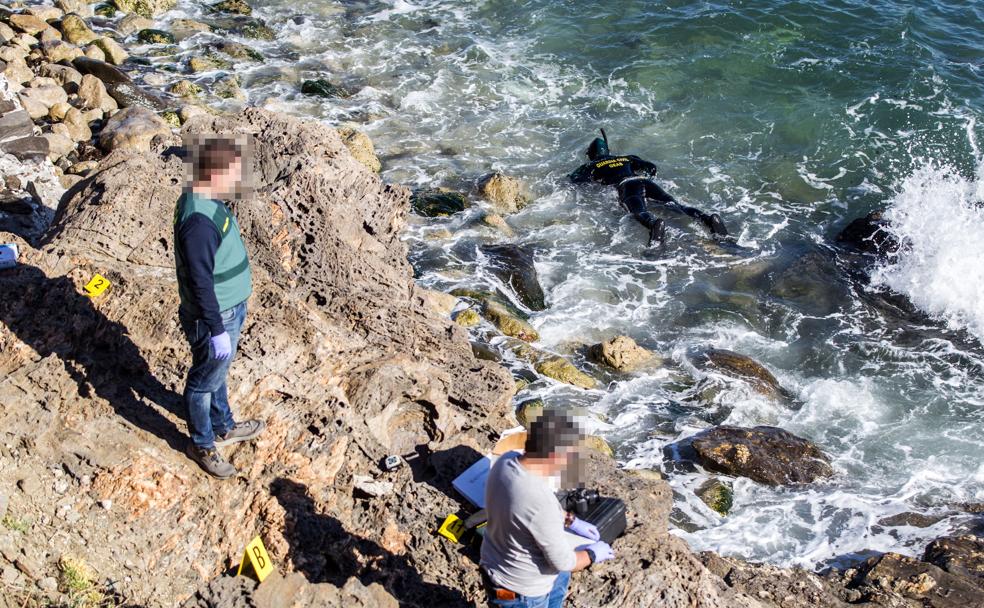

{"left": 174, "top": 136, "right": 264, "bottom": 479}
{"left": 480, "top": 409, "right": 616, "bottom": 607}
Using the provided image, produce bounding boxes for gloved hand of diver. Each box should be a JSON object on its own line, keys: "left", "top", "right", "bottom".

{"left": 578, "top": 541, "right": 615, "bottom": 564}
{"left": 567, "top": 517, "right": 601, "bottom": 541}
{"left": 210, "top": 332, "right": 232, "bottom": 361}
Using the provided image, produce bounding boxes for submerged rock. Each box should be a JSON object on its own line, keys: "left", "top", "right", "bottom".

{"left": 479, "top": 243, "right": 545, "bottom": 311}
{"left": 515, "top": 398, "right": 544, "bottom": 428}
{"left": 301, "top": 78, "right": 351, "bottom": 98}
{"left": 589, "top": 335, "right": 661, "bottom": 372}
{"left": 136, "top": 29, "right": 175, "bottom": 44}
{"left": 453, "top": 308, "right": 480, "bottom": 328}
{"left": 535, "top": 356, "right": 597, "bottom": 390}
{"left": 410, "top": 188, "right": 469, "bottom": 217}
{"left": 209, "top": 0, "right": 251, "bottom": 15}
{"left": 111, "top": 0, "right": 177, "bottom": 18}
{"left": 837, "top": 209, "right": 899, "bottom": 256}
{"left": 694, "top": 348, "right": 792, "bottom": 402}
{"left": 478, "top": 171, "right": 532, "bottom": 215}
{"left": 478, "top": 210, "right": 514, "bottom": 236}
{"left": 690, "top": 425, "right": 833, "bottom": 486}
{"left": 481, "top": 300, "right": 538, "bottom": 342}
{"left": 696, "top": 478, "right": 733, "bottom": 516}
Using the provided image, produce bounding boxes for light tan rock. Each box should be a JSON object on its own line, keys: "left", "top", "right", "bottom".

{"left": 478, "top": 172, "right": 533, "bottom": 214}
{"left": 117, "top": 14, "right": 154, "bottom": 36}
{"left": 479, "top": 211, "right": 514, "bottom": 236}
{"left": 41, "top": 39, "right": 83, "bottom": 63}
{"left": 59, "top": 13, "right": 98, "bottom": 45}
{"left": 39, "top": 26, "right": 62, "bottom": 42}
{"left": 93, "top": 37, "right": 128, "bottom": 65}
{"left": 43, "top": 131, "right": 75, "bottom": 159}
{"left": 588, "top": 335, "right": 661, "bottom": 372}
{"left": 56, "top": 0, "right": 94, "bottom": 18}
{"left": 81, "top": 108, "right": 104, "bottom": 123}
{"left": 39, "top": 63, "right": 83, "bottom": 88}
{"left": 83, "top": 43, "right": 105, "bottom": 61}
{"left": 77, "top": 74, "right": 108, "bottom": 110}
{"left": 26, "top": 6, "right": 64, "bottom": 21}
{"left": 28, "top": 76, "right": 59, "bottom": 89}
{"left": 68, "top": 160, "right": 99, "bottom": 175}
{"left": 98, "top": 105, "right": 172, "bottom": 153}
{"left": 48, "top": 101, "right": 72, "bottom": 121}
{"left": 0, "top": 46, "right": 26, "bottom": 63}
{"left": 337, "top": 125, "right": 381, "bottom": 173}
{"left": 2, "top": 58, "right": 34, "bottom": 86}
{"left": 0, "top": 22, "right": 16, "bottom": 43}
{"left": 419, "top": 288, "right": 458, "bottom": 317}
{"left": 18, "top": 86, "right": 68, "bottom": 120}
{"left": 11, "top": 33, "right": 40, "bottom": 50}
{"left": 113, "top": 0, "right": 178, "bottom": 18}
{"left": 9, "top": 13, "right": 49, "bottom": 36}
{"left": 63, "top": 108, "right": 92, "bottom": 142}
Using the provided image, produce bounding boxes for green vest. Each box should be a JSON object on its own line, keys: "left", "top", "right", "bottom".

{"left": 173, "top": 191, "right": 252, "bottom": 314}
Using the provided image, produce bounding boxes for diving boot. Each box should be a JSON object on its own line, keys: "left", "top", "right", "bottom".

{"left": 706, "top": 213, "right": 728, "bottom": 237}
{"left": 186, "top": 444, "right": 236, "bottom": 479}
{"left": 648, "top": 220, "right": 666, "bottom": 247}
{"left": 214, "top": 419, "right": 266, "bottom": 448}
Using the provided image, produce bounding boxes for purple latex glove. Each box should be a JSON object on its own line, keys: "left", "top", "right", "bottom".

{"left": 567, "top": 516, "right": 601, "bottom": 541}
{"left": 210, "top": 331, "right": 232, "bottom": 361}
{"left": 578, "top": 541, "right": 615, "bottom": 563}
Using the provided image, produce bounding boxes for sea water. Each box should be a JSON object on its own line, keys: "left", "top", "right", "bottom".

{"left": 155, "top": 0, "right": 984, "bottom": 569}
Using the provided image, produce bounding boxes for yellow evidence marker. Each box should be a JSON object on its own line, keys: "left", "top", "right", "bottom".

{"left": 437, "top": 514, "right": 467, "bottom": 544}
{"left": 237, "top": 536, "right": 274, "bottom": 583}
{"left": 83, "top": 274, "right": 111, "bottom": 297}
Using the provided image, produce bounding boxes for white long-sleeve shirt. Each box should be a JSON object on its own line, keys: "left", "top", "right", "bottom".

{"left": 479, "top": 452, "right": 577, "bottom": 596}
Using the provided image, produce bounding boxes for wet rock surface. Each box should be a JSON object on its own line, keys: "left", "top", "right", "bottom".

{"left": 479, "top": 243, "right": 545, "bottom": 311}
{"left": 690, "top": 425, "right": 834, "bottom": 485}
{"left": 589, "top": 335, "right": 660, "bottom": 372}
{"left": 694, "top": 348, "right": 793, "bottom": 402}
{"left": 837, "top": 209, "right": 899, "bottom": 256}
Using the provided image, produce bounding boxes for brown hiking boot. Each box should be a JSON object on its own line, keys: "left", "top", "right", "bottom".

{"left": 186, "top": 444, "right": 236, "bottom": 479}
{"left": 213, "top": 419, "right": 266, "bottom": 448}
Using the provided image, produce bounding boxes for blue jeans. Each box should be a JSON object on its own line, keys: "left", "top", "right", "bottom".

{"left": 179, "top": 301, "right": 246, "bottom": 449}
{"left": 487, "top": 571, "right": 571, "bottom": 608}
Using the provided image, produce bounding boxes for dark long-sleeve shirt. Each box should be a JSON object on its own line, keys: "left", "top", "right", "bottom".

{"left": 177, "top": 214, "right": 224, "bottom": 335}
{"left": 569, "top": 155, "right": 658, "bottom": 185}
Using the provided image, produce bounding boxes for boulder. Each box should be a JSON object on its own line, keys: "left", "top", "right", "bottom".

{"left": 41, "top": 39, "right": 83, "bottom": 63}
{"left": 481, "top": 300, "right": 538, "bottom": 342}
{"left": 59, "top": 13, "right": 98, "bottom": 45}
{"left": 231, "top": 17, "right": 275, "bottom": 40}
{"left": 39, "top": 26, "right": 62, "bottom": 42}
{"left": 9, "top": 14, "right": 49, "bottom": 36}
{"left": 478, "top": 211, "right": 514, "bottom": 236}
{"left": 117, "top": 14, "right": 154, "bottom": 36}
{"left": 188, "top": 52, "right": 232, "bottom": 73}
{"left": 2, "top": 59, "right": 33, "bottom": 86}
{"left": 453, "top": 308, "right": 480, "bottom": 328}
{"left": 417, "top": 288, "right": 457, "bottom": 317}
{"left": 170, "top": 18, "right": 212, "bottom": 37}
{"left": 111, "top": 0, "right": 178, "bottom": 18}
{"left": 589, "top": 335, "right": 660, "bottom": 372}
{"left": 696, "top": 478, "right": 733, "bottom": 516}
{"left": 212, "top": 40, "right": 262, "bottom": 61}
{"left": 837, "top": 552, "right": 984, "bottom": 606}
{"left": 923, "top": 535, "right": 984, "bottom": 583}
{"left": 694, "top": 348, "right": 792, "bottom": 402}
{"left": 77, "top": 73, "right": 113, "bottom": 110}
{"left": 0, "top": 110, "right": 35, "bottom": 141}
{"left": 213, "top": 74, "right": 245, "bottom": 101}
{"left": 690, "top": 425, "right": 833, "bottom": 486}
{"left": 168, "top": 80, "right": 202, "bottom": 99}
{"left": 93, "top": 36, "right": 128, "bottom": 65}
{"left": 62, "top": 107, "right": 92, "bottom": 142}
{"left": 38, "top": 63, "right": 83, "bottom": 87}
{"left": 73, "top": 57, "right": 166, "bottom": 110}
{"left": 48, "top": 101, "right": 72, "bottom": 121}
{"left": 0, "top": 22, "right": 16, "bottom": 43}
{"left": 535, "top": 356, "right": 597, "bottom": 390}
{"left": 42, "top": 131, "right": 75, "bottom": 159}
{"left": 301, "top": 78, "right": 351, "bottom": 98}
{"left": 0, "top": 136, "right": 49, "bottom": 161}
{"left": 136, "top": 28, "right": 175, "bottom": 44}
{"left": 83, "top": 43, "right": 106, "bottom": 61}
{"left": 336, "top": 126, "right": 380, "bottom": 173}
{"left": 93, "top": 3, "right": 117, "bottom": 17}
{"left": 26, "top": 6, "right": 64, "bottom": 21}
{"left": 18, "top": 85, "right": 69, "bottom": 112}
{"left": 479, "top": 243, "right": 545, "bottom": 311}
{"left": 98, "top": 105, "right": 172, "bottom": 152}
{"left": 515, "top": 398, "right": 544, "bottom": 428}
{"left": 478, "top": 171, "right": 532, "bottom": 215}
{"left": 836, "top": 209, "right": 899, "bottom": 256}
{"left": 210, "top": 0, "right": 251, "bottom": 15}
{"left": 410, "top": 188, "right": 469, "bottom": 217}
{"left": 56, "top": 0, "right": 94, "bottom": 17}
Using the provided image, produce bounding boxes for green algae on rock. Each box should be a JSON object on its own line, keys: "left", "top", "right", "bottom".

{"left": 410, "top": 188, "right": 469, "bottom": 217}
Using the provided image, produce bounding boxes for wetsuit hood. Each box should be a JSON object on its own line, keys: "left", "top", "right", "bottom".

{"left": 586, "top": 137, "right": 609, "bottom": 160}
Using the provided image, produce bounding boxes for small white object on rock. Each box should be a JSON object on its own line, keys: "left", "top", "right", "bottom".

{"left": 353, "top": 475, "right": 394, "bottom": 498}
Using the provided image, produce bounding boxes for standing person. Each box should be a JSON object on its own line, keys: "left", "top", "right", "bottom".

{"left": 174, "top": 137, "right": 264, "bottom": 479}
{"left": 480, "top": 409, "right": 616, "bottom": 608}
{"left": 569, "top": 129, "right": 729, "bottom": 247}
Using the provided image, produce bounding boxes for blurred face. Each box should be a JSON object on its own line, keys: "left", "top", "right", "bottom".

{"left": 209, "top": 158, "right": 243, "bottom": 197}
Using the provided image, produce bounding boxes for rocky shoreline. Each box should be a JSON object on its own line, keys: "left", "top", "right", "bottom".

{"left": 0, "top": 2, "right": 982, "bottom": 607}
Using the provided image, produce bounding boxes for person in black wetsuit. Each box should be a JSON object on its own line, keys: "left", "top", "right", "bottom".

{"left": 569, "top": 131, "right": 729, "bottom": 246}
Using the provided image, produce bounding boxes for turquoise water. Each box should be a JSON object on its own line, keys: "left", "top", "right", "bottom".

{"left": 156, "top": 0, "right": 984, "bottom": 568}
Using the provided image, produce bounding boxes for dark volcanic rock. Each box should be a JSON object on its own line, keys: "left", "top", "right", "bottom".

{"left": 690, "top": 425, "right": 833, "bottom": 485}
{"left": 479, "top": 243, "right": 546, "bottom": 311}
{"left": 838, "top": 552, "right": 984, "bottom": 607}
{"left": 837, "top": 210, "right": 899, "bottom": 256}
{"left": 410, "top": 188, "right": 469, "bottom": 217}
{"left": 923, "top": 535, "right": 984, "bottom": 583}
